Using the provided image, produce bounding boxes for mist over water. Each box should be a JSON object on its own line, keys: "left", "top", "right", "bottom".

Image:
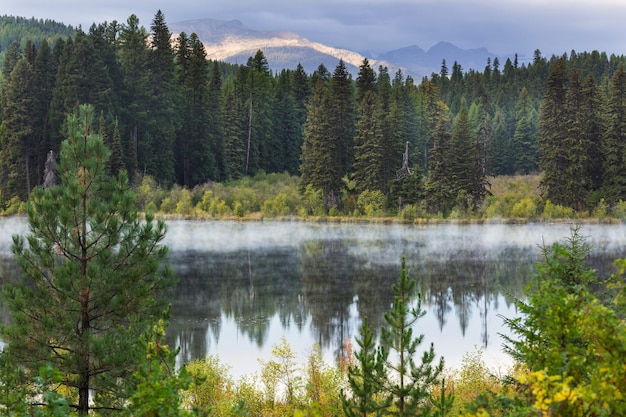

{"left": 1, "top": 218, "right": 626, "bottom": 377}
{"left": 160, "top": 220, "right": 626, "bottom": 377}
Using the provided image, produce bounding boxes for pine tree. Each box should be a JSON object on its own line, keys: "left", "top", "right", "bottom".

{"left": 341, "top": 317, "right": 386, "bottom": 417}
{"left": 1, "top": 104, "right": 175, "bottom": 415}
{"left": 378, "top": 257, "right": 444, "bottom": 417}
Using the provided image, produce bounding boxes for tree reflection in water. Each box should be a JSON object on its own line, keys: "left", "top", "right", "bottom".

{"left": 2, "top": 219, "right": 626, "bottom": 376}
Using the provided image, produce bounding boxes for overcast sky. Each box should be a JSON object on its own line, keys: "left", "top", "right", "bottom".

{"left": 5, "top": 0, "right": 626, "bottom": 59}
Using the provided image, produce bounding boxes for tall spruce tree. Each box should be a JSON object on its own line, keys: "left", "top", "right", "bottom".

{"left": 222, "top": 86, "right": 247, "bottom": 180}
{"left": 561, "top": 69, "right": 594, "bottom": 210}
{"left": 207, "top": 60, "right": 225, "bottom": 180}
{"left": 329, "top": 59, "right": 356, "bottom": 182}
{"left": 378, "top": 66, "right": 404, "bottom": 195}
{"left": 424, "top": 109, "right": 455, "bottom": 214}
{"left": 118, "top": 14, "right": 151, "bottom": 182}
{"left": 109, "top": 118, "right": 125, "bottom": 177}
{"left": 580, "top": 73, "right": 604, "bottom": 195}
{"left": 273, "top": 69, "right": 302, "bottom": 174}
{"left": 356, "top": 58, "right": 377, "bottom": 104}
{"left": 449, "top": 98, "right": 477, "bottom": 209}
{"left": 539, "top": 58, "right": 569, "bottom": 205}
{"left": 300, "top": 76, "right": 341, "bottom": 209}
{"left": 1, "top": 104, "right": 174, "bottom": 415}
{"left": 0, "top": 56, "right": 35, "bottom": 201}
{"left": 513, "top": 87, "right": 538, "bottom": 174}
{"left": 31, "top": 39, "right": 57, "bottom": 186}
{"left": 292, "top": 63, "right": 311, "bottom": 127}
{"left": 489, "top": 108, "right": 514, "bottom": 176}
{"left": 245, "top": 50, "right": 275, "bottom": 174}
{"left": 353, "top": 90, "right": 385, "bottom": 194}
{"left": 174, "top": 32, "right": 214, "bottom": 186}
{"left": 145, "top": 9, "right": 178, "bottom": 184}
{"left": 602, "top": 64, "right": 626, "bottom": 203}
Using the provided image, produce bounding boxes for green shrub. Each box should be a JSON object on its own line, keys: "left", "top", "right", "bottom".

{"left": 182, "top": 356, "right": 234, "bottom": 416}
{"left": 356, "top": 190, "right": 386, "bottom": 217}
{"left": 159, "top": 197, "right": 175, "bottom": 214}
{"left": 232, "top": 201, "right": 244, "bottom": 217}
{"left": 262, "top": 193, "right": 292, "bottom": 217}
{"left": 196, "top": 190, "right": 214, "bottom": 213}
{"left": 3, "top": 196, "right": 25, "bottom": 215}
{"left": 302, "top": 184, "right": 325, "bottom": 216}
{"left": 510, "top": 196, "right": 538, "bottom": 219}
{"left": 448, "top": 348, "right": 504, "bottom": 415}
{"left": 591, "top": 198, "right": 608, "bottom": 220}
{"left": 399, "top": 204, "right": 419, "bottom": 221}
{"left": 542, "top": 199, "right": 574, "bottom": 220}
{"left": 135, "top": 175, "right": 162, "bottom": 211}
{"left": 175, "top": 189, "right": 194, "bottom": 217}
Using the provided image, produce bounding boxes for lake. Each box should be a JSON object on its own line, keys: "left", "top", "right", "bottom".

{"left": 1, "top": 218, "right": 625, "bottom": 378}
{"left": 159, "top": 220, "right": 626, "bottom": 378}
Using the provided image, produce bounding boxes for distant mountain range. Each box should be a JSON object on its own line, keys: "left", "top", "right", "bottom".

{"left": 169, "top": 19, "right": 505, "bottom": 78}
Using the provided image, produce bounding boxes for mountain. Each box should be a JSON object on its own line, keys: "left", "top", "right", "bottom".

{"left": 169, "top": 19, "right": 499, "bottom": 78}
{"left": 379, "top": 41, "right": 499, "bottom": 76}
{"left": 169, "top": 18, "right": 401, "bottom": 76}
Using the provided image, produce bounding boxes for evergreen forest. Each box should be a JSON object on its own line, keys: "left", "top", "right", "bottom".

{"left": 3, "top": 11, "right": 626, "bottom": 220}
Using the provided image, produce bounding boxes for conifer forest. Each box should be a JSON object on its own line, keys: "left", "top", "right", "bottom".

{"left": 3, "top": 12, "right": 626, "bottom": 218}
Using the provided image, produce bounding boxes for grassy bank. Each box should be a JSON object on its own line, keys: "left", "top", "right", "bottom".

{"left": 4, "top": 172, "right": 626, "bottom": 223}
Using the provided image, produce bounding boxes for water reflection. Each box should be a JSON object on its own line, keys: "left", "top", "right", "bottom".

{"left": 1, "top": 218, "right": 626, "bottom": 376}
{"left": 160, "top": 222, "right": 626, "bottom": 375}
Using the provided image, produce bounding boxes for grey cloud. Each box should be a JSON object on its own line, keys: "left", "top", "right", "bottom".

{"left": 3, "top": 0, "right": 626, "bottom": 59}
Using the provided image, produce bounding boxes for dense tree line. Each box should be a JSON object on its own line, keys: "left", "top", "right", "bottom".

{"left": 0, "top": 15, "right": 75, "bottom": 66}
{"left": 3, "top": 11, "right": 626, "bottom": 215}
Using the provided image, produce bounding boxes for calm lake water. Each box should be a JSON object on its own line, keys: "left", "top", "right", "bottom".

{"left": 1, "top": 218, "right": 625, "bottom": 378}
{"left": 159, "top": 220, "right": 626, "bottom": 377}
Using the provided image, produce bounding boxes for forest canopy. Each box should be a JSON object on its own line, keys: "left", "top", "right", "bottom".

{"left": 2, "top": 11, "right": 626, "bottom": 218}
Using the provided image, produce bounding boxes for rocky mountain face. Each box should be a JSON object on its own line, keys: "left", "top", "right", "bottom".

{"left": 169, "top": 18, "right": 500, "bottom": 78}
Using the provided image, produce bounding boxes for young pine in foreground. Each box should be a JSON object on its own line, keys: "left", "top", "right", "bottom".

{"left": 1, "top": 104, "right": 175, "bottom": 415}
